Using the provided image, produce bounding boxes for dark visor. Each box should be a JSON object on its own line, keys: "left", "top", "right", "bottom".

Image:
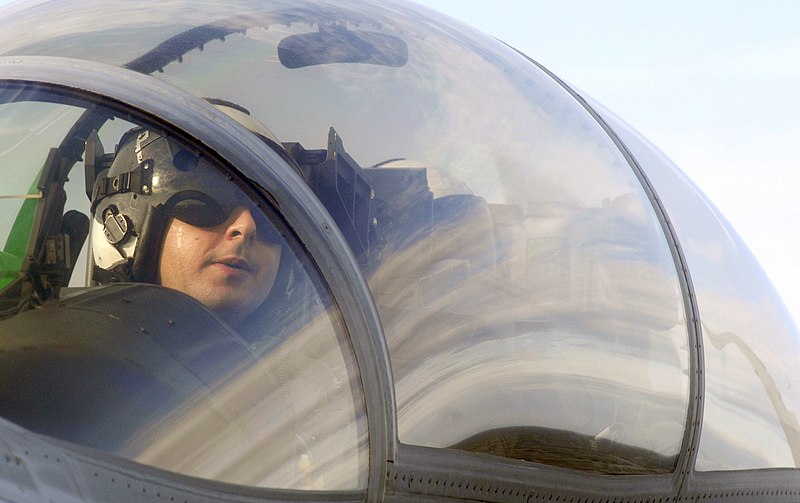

{"left": 164, "top": 190, "right": 280, "bottom": 244}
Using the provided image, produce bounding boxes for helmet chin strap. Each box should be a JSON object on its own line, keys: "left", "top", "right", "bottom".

{"left": 130, "top": 204, "right": 170, "bottom": 284}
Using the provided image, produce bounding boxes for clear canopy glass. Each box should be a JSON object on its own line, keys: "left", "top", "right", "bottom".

{"left": 0, "top": 0, "right": 796, "bottom": 479}
{"left": 0, "top": 0, "right": 691, "bottom": 474}
{"left": 597, "top": 101, "right": 800, "bottom": 470}
{"left": 0, "top": 84, "right": 368, "bottom": 490}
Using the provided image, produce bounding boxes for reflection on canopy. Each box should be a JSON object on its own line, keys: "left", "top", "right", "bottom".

{"left": 124, "top": 303, "right": 366, "bottom": 490}
{"left": 0, "top": 284, "right": 367, "bottom": 489}
{"left": 599, "top": 102, "right": 800, "bottom": 470}
{"left": 0, "top": 0, "right": 692, "bottom": 475}
{"left": 3, "top": 0, "right": 795, "bottom": 480}
{"left": 369, "top": 158, "right": 689, "bottom": 472}
{"left": 0, "top": 84, "right": 369, "bottom": 489}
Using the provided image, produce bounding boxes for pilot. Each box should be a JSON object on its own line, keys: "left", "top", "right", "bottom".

{"left": 89, "top": 128, "right": 283, "bottom": 329}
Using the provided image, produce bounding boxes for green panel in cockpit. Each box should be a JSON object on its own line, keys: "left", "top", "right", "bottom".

{"left": 0, "top": 168, "right": 40, "bottom": 291}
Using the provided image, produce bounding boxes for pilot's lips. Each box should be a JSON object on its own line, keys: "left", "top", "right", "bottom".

{"left": 211, "top": 256, "right": 254, "bottom": 273}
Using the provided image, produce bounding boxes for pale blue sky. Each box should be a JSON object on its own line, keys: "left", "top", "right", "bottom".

{"left": 1, "top": 0, "right": 798, "bottom": 328}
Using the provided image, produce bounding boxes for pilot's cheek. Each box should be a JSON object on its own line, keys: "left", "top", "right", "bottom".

{"left": 259, "top": 245, "right": 282, "bottom": 292}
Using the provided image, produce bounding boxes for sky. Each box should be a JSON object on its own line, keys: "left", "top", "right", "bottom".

{"left": 0, "top": 0, "right": 798, "bottom": 329}
{"left": 410, "top": 0, "right": 800, "bottom": 329}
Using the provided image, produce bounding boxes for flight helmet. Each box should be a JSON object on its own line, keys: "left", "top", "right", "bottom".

{"left": 89, "top": 128, "right": 277, "bottom": 284}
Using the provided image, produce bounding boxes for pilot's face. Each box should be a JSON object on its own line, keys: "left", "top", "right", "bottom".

{"left": 158, "top": 207, "right": 282, "bottom": 326}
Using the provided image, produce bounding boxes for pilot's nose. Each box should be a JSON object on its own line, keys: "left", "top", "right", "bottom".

{"left": 225, "top": 207, "right": 258, "bottom": 242}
